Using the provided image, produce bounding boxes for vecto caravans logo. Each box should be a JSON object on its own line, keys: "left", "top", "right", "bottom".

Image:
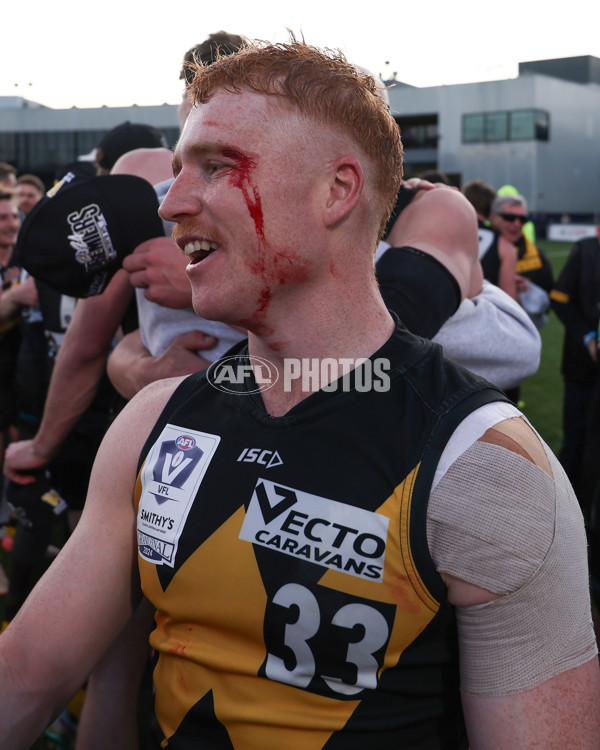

{"left": 240, "top": 479, "right": 390, "bottom": 582}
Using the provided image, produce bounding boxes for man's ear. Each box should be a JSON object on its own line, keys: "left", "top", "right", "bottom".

{"left": 322, "top": 157, "right": 364, "bottom": 229}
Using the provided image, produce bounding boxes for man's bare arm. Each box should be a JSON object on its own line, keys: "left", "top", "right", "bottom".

{"left": 0, "top": 277, "right": 38, "bottom": 322}
{"left": 432, "top": 282, "right": 540, "bottom": 389}
{"left": 107, "top": 328, "right": 215, "bottom": 400}
{"left": 4, "top": 270, "right": 133, "bottom": 483}
{"left": 386, "top": 187, "right": 483, "bottom": 300}
{"left": 0, "top": 376, "right": 181, "bottom": 748}
{"left": 497, "top": 236, "right": 518, "bottom": 301}
{"left": 462, "top": 660, "right": 600, "bottom": 749}
{"left": 436, "top": 418, "right": 600, "bottom": 747}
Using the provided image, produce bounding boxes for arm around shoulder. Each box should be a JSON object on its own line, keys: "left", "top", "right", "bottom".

{"left": 108, "top": 328, "right": 215, "bottom": 400}
{"left": 433, "top": 282, "right": 541, "bottom": 389}
{"left": 386, "top": 187, "right": 482, "bottom": 300}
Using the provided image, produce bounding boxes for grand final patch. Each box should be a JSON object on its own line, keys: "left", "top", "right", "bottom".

{"left": 240, "top": 479, "right": 390, "bottom": 582}
{"left": 137, "top": 424, "right": 220, "bottom": 566}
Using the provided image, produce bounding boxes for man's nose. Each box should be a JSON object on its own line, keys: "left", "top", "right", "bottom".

{"left": 159, "top": 172, "right": 199, "bottom": 224}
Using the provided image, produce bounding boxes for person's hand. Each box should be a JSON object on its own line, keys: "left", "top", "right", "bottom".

{"left": 515, "top": 274, "right": 529, "bottom": 294}
{"left": 107, "top": 329, "right": 217, "bottom": 399}
{"left": 402, "top": 178, "right": 435, "bottom": 191}
{"left": 402, "top": 178, "right": 458, "bottom": 192}
{"left": 151, "top": 330, "right": 216, "bottom": 378}
{"left": 10, "top": 277, "right": 39, "bottom": 307}
{"left": 587, "top": 338, "right": 598, "bottom": 363}
{"left": 122, "top": 237, "right": 192, "bottom": 309}
{"left": 2, "top": 267, "right": 20, "bottom": 285}
{"left": 4, "top": 439, "right": 50, "bottom": 485}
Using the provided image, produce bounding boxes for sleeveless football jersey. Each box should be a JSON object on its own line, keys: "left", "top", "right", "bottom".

{"left": 135, "top": 322, "right": 506, "bottom": 749}
{"left": 477, "top": 219, "right": 501, "bottom": 286}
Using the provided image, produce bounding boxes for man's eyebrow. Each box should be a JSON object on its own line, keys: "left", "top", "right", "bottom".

{"left": 171, "top": 140, "right": 244, "bottom": 176}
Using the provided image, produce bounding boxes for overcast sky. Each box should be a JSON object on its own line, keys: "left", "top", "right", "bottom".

{"left": 3, "top": 0, "right": 600, "bottom": 109}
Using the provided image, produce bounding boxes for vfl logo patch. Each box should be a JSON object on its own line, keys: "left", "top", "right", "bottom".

{"left": 240, "top": 479, "right": 389, "bottom": 582}
{"left": 67, "top": 203, "right": 117, "bottom": 271}
{"left": 137, "top": 423, "right": 220, "bottom": 566}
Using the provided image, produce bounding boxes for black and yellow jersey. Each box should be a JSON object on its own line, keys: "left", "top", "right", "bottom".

{"left": 135, "top": 322, "right": 505, "bottom": 749}
{"left": 514, "top": 235, "right": 554, "bottom": 293}
{"left": 477, "top": 219, "right": 501, "bottom": 286}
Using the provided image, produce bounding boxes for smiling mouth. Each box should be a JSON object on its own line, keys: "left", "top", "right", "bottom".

{"left": 183, "top": 239, "right": 220, "bottom": 263}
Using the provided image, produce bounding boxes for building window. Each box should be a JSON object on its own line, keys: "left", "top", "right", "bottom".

{"left": 510, "top": 109, "right": 549, "bottom": 141}
{"left": 0, "top": 126, "right": 180, "bottom": 182}
{"left": 462, "top": 109, "right": 549, "bottom": 143}
{"left": 484, "top": 112, "right": 508, "bottom": 141}
{"left": 395, "top": 115, "right": 439, "bottom": 149}
{"left": 462, "top": 114, "right": 484, "bottom": 143}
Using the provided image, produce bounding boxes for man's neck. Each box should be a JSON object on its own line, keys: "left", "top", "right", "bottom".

{"left": 0, "top": 246, "right": 13, "bottom": 268}
{"left": 246, "top": 282, "right": 395, "bottom": 416}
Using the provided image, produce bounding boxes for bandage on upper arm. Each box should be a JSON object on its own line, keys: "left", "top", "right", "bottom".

{"left": 427, "top": 431, "right": 597, "bottom": 695}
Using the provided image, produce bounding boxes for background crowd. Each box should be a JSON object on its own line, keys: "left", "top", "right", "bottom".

{"left": 0, "top": 31, "right": 598, "bottom": 749}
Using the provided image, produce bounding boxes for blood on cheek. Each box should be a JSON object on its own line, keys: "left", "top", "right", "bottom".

{"left": 221, "top": 149, "right": 310, "bottom": 314}
{"left": 221, "top": 149, "right": 265, "bottom": 244}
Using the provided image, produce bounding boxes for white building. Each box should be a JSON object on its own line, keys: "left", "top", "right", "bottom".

{"left": 0, "top": 97, "right": 179, "bottom": 183}
{"left": 387, "top": 55, "right": 600, "bottom": 221}
{"left": 1, "top": 55, "right": 600, "bottom": 220}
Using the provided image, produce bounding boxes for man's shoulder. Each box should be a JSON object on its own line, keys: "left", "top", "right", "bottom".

{"left": 136, "top": 373, "right": 189, "bottom": 403}
{"left": 478, "top": 416, "right": 551, "bottom": 476}
{"left": 575, "top": 235, "right": 600, "bottom": 257}
{"left": 124, "top": 374, "right": 189, "bottom": 428}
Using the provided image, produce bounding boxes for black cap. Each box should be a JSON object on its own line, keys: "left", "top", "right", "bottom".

{"left": 17, "top": 171, "right": 164, "bottom": 297}
{"left": 96, "top": 121, "right": 167, "bottom": 170}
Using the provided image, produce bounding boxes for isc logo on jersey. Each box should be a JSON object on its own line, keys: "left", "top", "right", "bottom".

{"left": 137, "top": 423, "right": 220, "bottom": 566}
{"left": 240, "top": 479, "right": 389, "bottom": 582}
{"left": 237, "top": 448, "right": 283, "bottom": 468}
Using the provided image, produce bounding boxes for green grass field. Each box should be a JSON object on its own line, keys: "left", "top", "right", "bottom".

{"left": 519, "top": 239, "right": 571, "bottom": 454}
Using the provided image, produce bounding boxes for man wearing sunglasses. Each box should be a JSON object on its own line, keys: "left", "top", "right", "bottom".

{"left": 490, "top": 194, "right": 554, "bottom": 295}
{"left": 491, "top": 194, "right": 554, "bottom": 331}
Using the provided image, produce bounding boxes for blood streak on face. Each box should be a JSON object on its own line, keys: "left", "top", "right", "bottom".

{"left": 221, "top": 147, "right": 310, "bottom": 320}
{"left": 221, "top": 148, "right": 265, "bottom": 245}
{"left": 221, "top": 147, "right": 271, "bottom": 315}
{"left": 256, "top": 288, "right": 271, "bottom": 314}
